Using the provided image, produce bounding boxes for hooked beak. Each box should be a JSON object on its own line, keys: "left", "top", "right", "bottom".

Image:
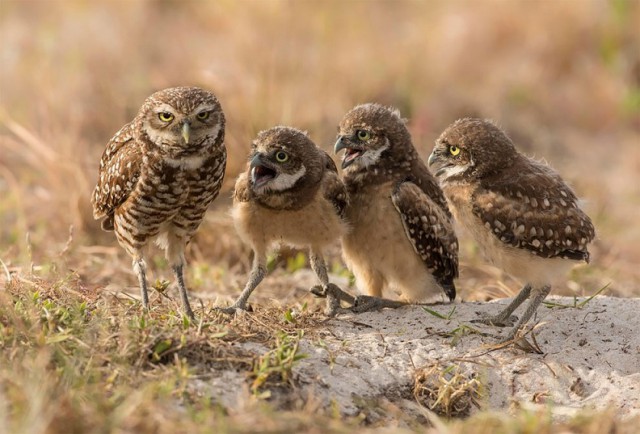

{"left": 427, "top": 150, "right": 450, "bottom": 178}
{"left": 334, "top": 136, "right": 348, "bottom": 154}
{"left": 181, "top": 122, "right": 191, "bottom": 144}
{"left": 250, "top": 154, "right": 277, "bottom": 187}
{"left": 427, "top": 150, "right": 438, "bottom": 167}
{"left": 250, "top": 153, "right": 265, "bottom": 170}
{"left": 334, "top": 136, "right": 364, "bottom": 169}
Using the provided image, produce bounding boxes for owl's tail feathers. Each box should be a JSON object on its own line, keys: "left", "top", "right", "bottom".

{"left": 439, "top": 278, "right": 456, "bottom": 302}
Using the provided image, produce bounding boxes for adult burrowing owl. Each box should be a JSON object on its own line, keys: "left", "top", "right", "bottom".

{"left": 223, "top": 126, "right": 354, "bottom": 316}
{"left": 429, "top": 118, "right": 595, "bottom": 341}
{"left": 92, "top": 86, "right": 226, "bottom": 319}
{"left": 334, "top": 103, "right": 458, "bottom": 312}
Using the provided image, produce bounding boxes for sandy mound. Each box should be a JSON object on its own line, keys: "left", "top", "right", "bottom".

{"left": 202, "top": 296, "right": 640, "bottom": 420}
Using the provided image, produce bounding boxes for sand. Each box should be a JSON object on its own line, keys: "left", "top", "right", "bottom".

{"left": 202, "top": 295, "right": 640, "bottom": 420}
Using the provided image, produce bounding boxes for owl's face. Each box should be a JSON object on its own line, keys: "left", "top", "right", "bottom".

{"left": 429, "top": 118, "right": 516, "bottom": 183}
{"left": 334, "top": 103, "right": 410, "bottom": 173}
{"left": 248, "top": 127, "right": 321, "bottom": 196}
{"left": 139, "top": 87, "right": 224, "bottom": 157}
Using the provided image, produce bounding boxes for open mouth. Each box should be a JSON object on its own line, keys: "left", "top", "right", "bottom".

{"left": 251, "top": 165, "right": 277, "bottom": 187}
{"left": 342, "top": 148, "right": 363, "bottom": 168}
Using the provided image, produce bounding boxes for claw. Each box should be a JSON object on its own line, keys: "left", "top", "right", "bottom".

{"left": 310, "top": 285, "right": 327, "bottom": 298}
{"left": 214, "top": 304, "right": 252, "bottom": 315}
{"left": 471, "top": 313, "right": 519, "bottom": 327}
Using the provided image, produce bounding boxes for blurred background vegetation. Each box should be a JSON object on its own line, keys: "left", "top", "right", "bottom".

{"left": 1, "top": 0, "right": 639, "bottom": 303}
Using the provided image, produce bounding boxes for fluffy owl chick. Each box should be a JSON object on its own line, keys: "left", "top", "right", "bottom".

{"left": 429, "top": 118, "right": 595, "bottom": 341}
{"left": 334, "top": 104, "right": 458, "bottom": 312}
{"left": 92, "top": 86, "right": 226, "bottom": 320}
{"left": 224, "top": 126, "right": 354, "bottom": 316}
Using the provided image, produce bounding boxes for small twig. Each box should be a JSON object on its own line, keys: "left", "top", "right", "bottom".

{"left": 576, "top": 283, "right": 611, "bottom": 308}
{"left": 423, "top": 305, "right": 456, "bottom": 320}
{"left": 543, "top": 283, "right": 611, "bottom": 309}
{"left": 26, "top": 232, "right": 34, "bottom": 275}
{"left": 59, "top": 224, "right": 74, "bottom": 257}
{"left": 0, "top": 257, "right": 11, "bottom": 283}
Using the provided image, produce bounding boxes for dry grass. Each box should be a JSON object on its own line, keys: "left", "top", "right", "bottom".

{"left": 413, "top": 363, "right": 483, "bottom": 418}
{"left": 1, "top": 0, "right": 639, "bottom": 431}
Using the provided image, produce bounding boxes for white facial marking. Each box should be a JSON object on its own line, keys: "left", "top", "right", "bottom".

{"left": 255, "top": 165, "right": 307, "bottom": 193}
{"left": 438, "top": 164, "right": 469, "bottom": 181}
{"left": 360, "top": 144, "right": 389, "bottom": 168}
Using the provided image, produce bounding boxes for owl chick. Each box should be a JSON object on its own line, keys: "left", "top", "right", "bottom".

{"left": 92, "top": 86, "right": 226, "bottom": 320}
{"left": 334, "top": 104, "right": 458, "bottom": 312}
{"left": 223, "top": 126, "right": 354, "bottom": 316}
{"left": 429, "top": 118, "right": 595, "bottom": 341}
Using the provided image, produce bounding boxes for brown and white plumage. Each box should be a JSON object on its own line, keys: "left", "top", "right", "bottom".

{"left": 92, "top": 86, "right": 226, "bottom": 319}
{"left": 334, "top": 103, "right": 458, "bottom": 311}
{"left": 429, "top": 118, "right": 595, "bottom": 340}
{"left": 223, "top": 126, "right": 353, "bottom": 315}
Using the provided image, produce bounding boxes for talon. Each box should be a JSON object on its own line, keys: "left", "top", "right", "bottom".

{"left": 310, "top": 285, "right": 327, "bottom": 298}
{"left": 472, "top": 313, "right": 518, "bottom": 327}
{"left": 351, "top": 295, "right": 406, "bottom": 313}
{"left": 214, "top": 304, "right": 252, "bottom": 315}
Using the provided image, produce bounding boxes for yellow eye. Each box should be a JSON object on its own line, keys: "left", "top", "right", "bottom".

{"left": 356, "top": 130, "right": 370, "bottom": 141}
{"left": 196, "top": 111, "right": 210, "bottom": 121}
{"left": 449, "top": 145, "right": 461, "bottom": 156}
{"left": 158, "top": 112, "right": 174, "bottom": 122}
{"left": 275, "top": 151, "right": 289, "bottom": 162}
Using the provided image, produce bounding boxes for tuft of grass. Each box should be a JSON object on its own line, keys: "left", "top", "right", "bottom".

{"left": 249, "top": 330, "right": 307, "bottom": 398}
{"left": 423, "top": 305, "right": 457, "bottom": 320}
{"left": 543, "top": 283, "right": 611, "bottom": 309}
{"left": 413, "top": 363, "right": 483, "bottom": 419}
{"left": 448, "top": 324, "right": 485, "bottom": 347}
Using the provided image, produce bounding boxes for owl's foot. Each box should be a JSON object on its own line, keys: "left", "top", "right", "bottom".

{"left": 471, "top": 313, "right": 519, "bottom": 327}
{"left": 310, "top": 284, "right": 355, "bottom": 303}
{"left": 214, "top": 303, "right": 253, "bottom": 316}
{"left": 310, "top": 284, "right": 355, "bottom": 316}
{"left": 351, "top": 295, "right": 407, "bottom": 313}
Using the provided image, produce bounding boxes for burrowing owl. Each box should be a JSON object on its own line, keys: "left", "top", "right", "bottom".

{"left": 429, "top": 118, "right": 595, "bottom": 341}
{"left": 334, "top": 104, "right": 458, "bottom": 312}
{"left": 92, "top": 86, "right": 226, "bottom": 319}
{"left": 223, "top": 126, "right": 354, "bottom": 316}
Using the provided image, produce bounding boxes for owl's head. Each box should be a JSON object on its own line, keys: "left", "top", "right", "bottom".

{"left": 248, "top": 126, "right": 323, "bottom": 201}
{"left": 138, "top": 86, "right": 225, "bottom": 157}
{"left": 429, "top": 118, "right": 517, "bottom": 183}
{"left": 334, "top": 103, "right": 413, "bottom": 173}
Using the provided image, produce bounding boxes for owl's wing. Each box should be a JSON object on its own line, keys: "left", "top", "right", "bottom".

{"left": 473, "top": 163, "right": 595, "bottom": 262}
{"left": 91, "top": 122, "right": 141, "bottom": 230}
{"left": 321, "top": 151, "right": 348, "bottom": 218}
{"left": 392, "top": 180, "right": 459, "bottom": 299}
{"left": 233, "top": 170, "right": 252, "bottom": 203}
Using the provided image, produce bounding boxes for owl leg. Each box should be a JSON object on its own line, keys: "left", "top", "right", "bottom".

{"left": 308, "top": 251, "right": 354, "bottom": 316}
{"left": 502, "top": 285, "right": 551, "bottom": 342}
{"left": 165, "top": 235, "right": 195, "bottom": 321}
{"left": 132, "top": 256, "right": 149, "bottom": 310}
{"left": 219, "top": 251, "right": 267, "bottom": 314}
{"left": 172, "top": 264, "right": 195, "bottom": 321}
{"left": 472, "top": 284, "right": 532, "bottom": 327}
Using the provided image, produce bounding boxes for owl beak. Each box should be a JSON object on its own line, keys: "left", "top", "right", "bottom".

{"left": 181, "top": 122, "right": 191, "bottom": 144}
{"left": 250, "top": 154, "right": 277, "bottom": 187}
{"left": 335, "top": 136, "right": 364, "bottom": 169}
{"left": 427, "top": 150, "right": 438, "bottom": 167}
{"left": 250, "top": 153, "right": 266, "bottom": 170}
{"left": 334, "top": 136, "right": 348, "bottom": 154}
